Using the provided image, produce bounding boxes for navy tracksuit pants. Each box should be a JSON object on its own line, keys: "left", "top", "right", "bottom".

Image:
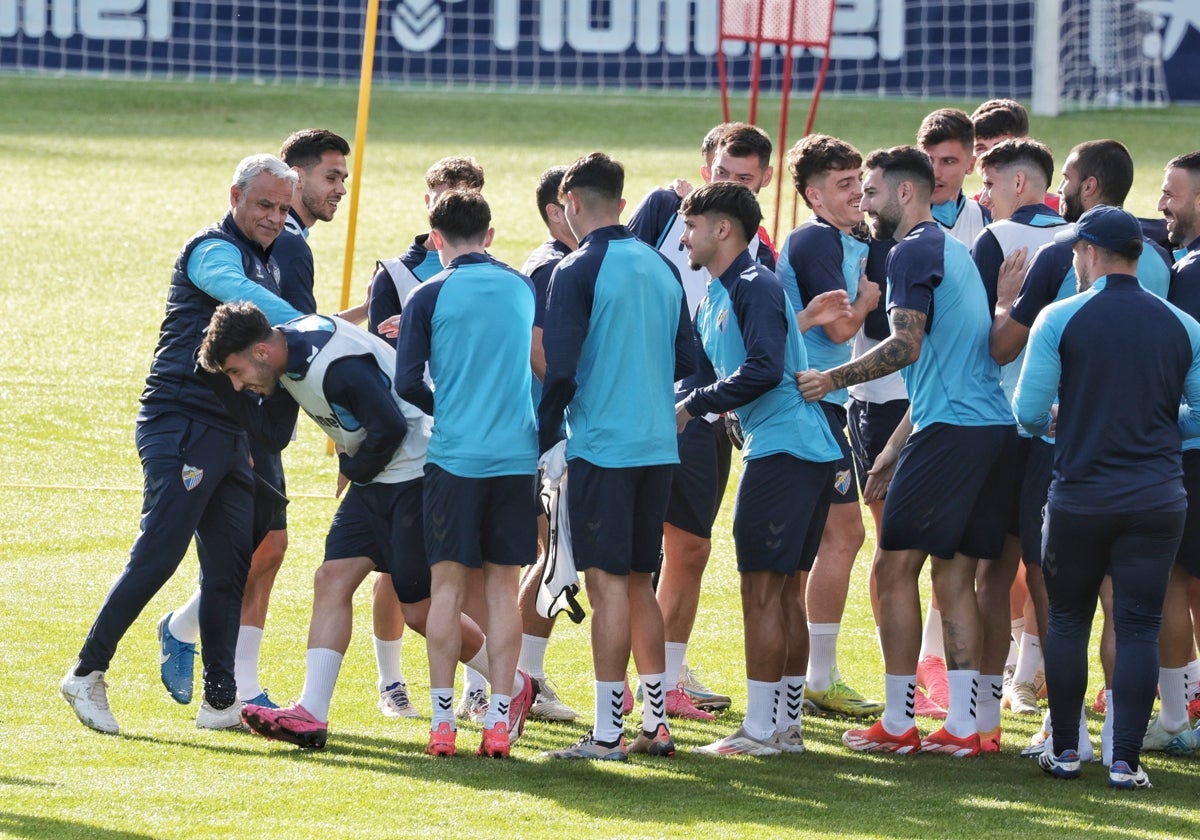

{"left": 77, "top": 412, "right": 253, "bottom": 707}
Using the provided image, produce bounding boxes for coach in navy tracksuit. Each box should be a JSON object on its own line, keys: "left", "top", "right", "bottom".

{"left": 61, "top": 155, "right": 304, "bottom": 735}
{"left": 1014, "top": 205, "right": 1200, "bottom": 789}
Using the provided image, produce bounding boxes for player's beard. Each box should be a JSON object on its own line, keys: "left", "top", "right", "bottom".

{"left": 1075, "top": 267, "right": 1094, "bottom": 293}
{"left": 250, "top": 357, "right": 280, "bottom": 396}
{"left": 869, "top": 213, "right": 897, "bottom": 241}
{"left": 1167, "top": 209, "right": 1194, "bottom": 248}
{"left": 305, "top": 192, "right": 335, "bottom": 223}
{"left": 868, "top": 194, "right": 903, "bottom": 241}
{"left": 1060, "top": 188, "right": 1082, "bottom": 224}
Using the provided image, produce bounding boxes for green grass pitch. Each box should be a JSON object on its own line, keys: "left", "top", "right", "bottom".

{"left": 4, "top": 76, "right": 1200, "bottom": 838}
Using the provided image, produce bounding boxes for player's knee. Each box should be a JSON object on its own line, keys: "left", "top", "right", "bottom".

{"left": 250, "top": 533, "right": 287, "bottom": 576}
{"left": 313, "top": 561, "right": 359, "bottom": 601}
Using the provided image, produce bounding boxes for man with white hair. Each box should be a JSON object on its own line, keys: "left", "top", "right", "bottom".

{"left": 61, "top": 155, "right": 305, "bottom": 735}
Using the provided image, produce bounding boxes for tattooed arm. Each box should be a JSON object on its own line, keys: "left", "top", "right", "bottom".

{"left": 796, "top": 307, "right": 925, "bottom": 402}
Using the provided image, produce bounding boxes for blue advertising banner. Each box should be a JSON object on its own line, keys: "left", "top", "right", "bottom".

{"left": 1, "top": 1, "right": 1197, "bottom": 103}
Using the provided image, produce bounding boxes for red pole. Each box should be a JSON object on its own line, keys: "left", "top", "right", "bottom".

{"left": 803, "top": 9, "right": 836, "bottom": 138}
{"left": 772, "top": 0, "right": 802, "bottom": 241}
{"left": 774, "top": 43, "right": 793, "bottom": 242}
{"left": 718, "top": 42, "right": 731, "bottom": 122}
{"left": 748, "top": 0, "right": 770, "bottom": 124}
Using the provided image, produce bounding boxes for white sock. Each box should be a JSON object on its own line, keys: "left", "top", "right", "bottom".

{"left": 976, "top": 674, "right": 1002, "bottom": 733}
{"left": 297, "top": 648, "right": 343, "bottom": 723}
{"left": 374, "top": 636, "right": 405, "bottom": 691}
{"left": 594, "top": 680, "right": 625, "bottom": 744}
{"left": 640, "top": 672, "right": 668, "bottom": 732}
{"left": 776, "top": 675, "right": 806, "bottom": 732}
{"left": 464, "top": 641, "right": 490, "bottom": 683}
{"left": 944, "top": 670, "right": 979, "bottom": 739}
{"left": 1101, "top": 690, "right": 1114, "bottom": 766}
{"left": 518, "top": 633, "right": 549, "bottom": 680}
{"left": 1158, "top": 665, "right": 1190, "bottom": 732}
{"left": 744, "top": 679, "right": 779, "bottom": 741}
{"left": 806, "top": 622, "right": 840, "bottom": 692}
{"left": 882, "top": 673, "right": 917, "bottom": 735}
{"left": 1006, "top": 617, "right": 1025, "bottom": 670}
{"left": 1185, "top": 658, "right": 1200, "bottom": 701}
{"left": 485, "top": 693, "right": 511, "bottom": 729}
{"left": 1078, "top": 701, "right": 1094, "bottom": 761}
{"left": 169, "top": 589, "right": 202, "bottom": 645}
{"left": 1012, "top": 632, "right": 1043, "bottom": 685}
{"left": 234, "top": 625, "right": 264, "bottom": 701}
{"left": 463, "top": 665, "right": 487, "bottom": 698}
{"left": 664, "top": 641, "right": 688, "bottom": 688}
{"left": 919, "top": 608, "right": 944, "bottom": 660}
{"left": 431, "top": 687, "right": 455, "bottom": 728}
{"left": 463, "top": 641, "right": 525, "bottom": 697}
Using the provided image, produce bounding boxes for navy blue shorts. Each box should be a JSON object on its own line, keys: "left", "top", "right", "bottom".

{"left": 1018, "top": 437, "right": 1055, "bottom": 567}
{"left": 1175, "top": 450, "right": 1200, "bottom": 578}
{"left": 881, "top": 423, "right": 1018, "bottom": 561}
{"left": 249, "top": 440, "right": 287, "bottom": 531}
{"left": 847, "top": 397, "right": 909, "bottom": 494}
{"left": 733, "top": 453, "right": 833, "bottom": 574}
{"left": 423, "top": 464, "right": 538, "bottom": 569}
{"left": 1004, "top": 435, "right": 1032, "bottom": 536}
{"left": 820, "top": 401, "right": 858, "bottom": 504}
{"left": 325, "top": 477, "right": 430, "bottom": 603}
{"left": 568, "top": 458, "right": 674, "bottom": 575}
{"left": 664, "top": 416, "right": 732, "bottom": 538}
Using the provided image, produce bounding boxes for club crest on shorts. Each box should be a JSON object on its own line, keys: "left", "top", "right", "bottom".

{"left": 834, "top": 468, "right": 853, "bottom": 496}
{"left": 181, "top": 464, "right": 204, "bottom": 491}
{"left": 717, "top": 308, "right": 729, "bottom": 333}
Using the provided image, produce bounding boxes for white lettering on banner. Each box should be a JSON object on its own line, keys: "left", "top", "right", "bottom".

{"left": 634, "top": 0, "right": 717, "bottom": 56}
{"left": 391, "top": 0, "right": 451, "bottom": 51}
{"left": 1137, "top": 0, "right": 1200, "bottom": 60}
{"left": 0, "top": 0, "right": 904, "bottom": 62}
{"left": 476, "top": 0, "right": 903, "bottom": 61}
{"left": 494, "top": 0, "right": 519, "bottom": 49}
{"left": 0, "top": 0, "right": 170, "bottom": 40}
{"left": 566, "top": 0, "right": 634, "bottom": 52}
{"left": 82, "top": 0, "right": 141, "bottom": 39}
{"left": 54, "top": 0, "right": 71, "bottom": 38}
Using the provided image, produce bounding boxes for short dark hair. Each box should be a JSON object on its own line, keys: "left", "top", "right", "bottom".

{"left": 1167, "top": 150, "right": 1200, "bottom": 176}
{"left": 428, "top": 189, "right": 491, "bottom": 245}
{"left": 560, "top": 152, "right": 624, "bottom": 205}
{"left": 1070, "top": 140, "right": 1134, "bottom": 205}
{"left": 701, "top": 123, "right": 730, "bottom": 163}
{"left": 917, "top": 108, "right": 974, "bottom": 150}
{"left": 718, "top": 123, "right": 773, "bottom": 169}
{"left": 279, "top": 129, "right": 350, "bottom": 171}
{"left": 787, "top": 134, "right": 863, "bottom": 208}
{"left": 199, "top": 302, "right": 273, "bottom": 373}
{"left": 425, "top": 156, "right": 485, "bottom": 191}
{"left": 680, "top": 181, "right": 763, "bottom": 244}
{"left": 535, "top": 166, "right": 567, "bottom": 226}
{"left": 977, "top": 137, "right": 1055, "bottom": 190}
{"left": 970, "top": 98, "right": 1029, "bottom": 141}
{"left": 863, "top": 146, "right": 935, "bottom": 198}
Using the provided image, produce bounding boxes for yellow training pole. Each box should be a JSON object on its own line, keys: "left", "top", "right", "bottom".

{"left": 340, "top": 0, "right": 380, "bottom": 312}
{"left": 329, "top": 0, "right": 381, "bottom": 456}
